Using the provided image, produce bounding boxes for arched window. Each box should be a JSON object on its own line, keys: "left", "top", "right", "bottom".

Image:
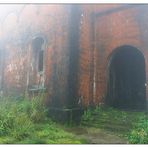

{"left": 32, "top": 37, "right": 44, "bottom": 73}
{"left": 38, "top": 49, "right": 44, "bottom": 72}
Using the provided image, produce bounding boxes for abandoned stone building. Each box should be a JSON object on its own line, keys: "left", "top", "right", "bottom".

{"left": 0, "top": 4, "right": 148, "bottom": 121}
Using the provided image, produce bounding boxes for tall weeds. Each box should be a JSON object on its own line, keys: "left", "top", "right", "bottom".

{"left": 0, "top": 94, "right": 83, "bottom": 144}
{"left": 0, "top": 94, "right": 47, "bottom": 139}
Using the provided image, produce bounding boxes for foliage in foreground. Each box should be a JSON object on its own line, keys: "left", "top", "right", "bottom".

{"left": 81, "top": 106, "right": 148, "bottom": 144}
{"left": 127, "top": 115, "right": 148, "bottom": 144}
{"left": 1, "top": 94, "right": 147, "bottom": 144}
{"left": 0, "top": 95, "right": 84, "bottom": 144}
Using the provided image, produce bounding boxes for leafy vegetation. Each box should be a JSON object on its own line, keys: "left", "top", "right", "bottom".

{"left": 0, "top": 94, "right": 147, "bottom": 144}
{"left": 0, "top": 95, "right": 84, "bottom": 144}
{"left": 127, "top": 115, "right": 148, "bottom": 144}
{"left": 81, "top": 106, "right": 148, "bottom": 144}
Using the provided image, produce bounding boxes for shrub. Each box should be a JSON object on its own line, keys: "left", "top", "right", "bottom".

{"left": 81, "top": 108, "right": 94, "bottom": 122}
{"left": 11, "top": 113, "right": 34, "bottom": 140}
{"left": 0, "top": 113, "right": 14, "bottom": 136}
{"left": 0, "top": 97, "right": 15, "bottom": 136}
{"left": 128, "top": 115, "right": 148, "bottom": 144}
{"left": 0, "top": 94, "right": 47, "bottom": 137}
{"left": 29, "top": 94, "right": 48, "bottom": 123}
{"left": 0, "top": 94, "right": 84, "bottom": 144}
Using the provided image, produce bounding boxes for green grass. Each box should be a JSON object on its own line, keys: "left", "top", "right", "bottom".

{"left": 1, "top": 94, "right": 147, "bottom": 144}
{"left": 0, "top": 122, "right": 83, "bottom": 144}
{"left": 0, "top": 95, "right": 84, "bottom": 144}
{"left": 81, "top": 106, "right": 148, "bottom": 143}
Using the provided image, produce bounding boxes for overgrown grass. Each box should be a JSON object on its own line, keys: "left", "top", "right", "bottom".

{"left": 81, "top": 106, "right": 148, "bottom": 144}
{"left": 0, "top": 95, "right": 84, "bottom": 144}
{"left": 1, "top": 95, "right": 147, "bottom": 144}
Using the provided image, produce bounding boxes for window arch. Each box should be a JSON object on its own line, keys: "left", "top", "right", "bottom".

{"left": 32, "top": 36, "right": 44, "bottom": 73}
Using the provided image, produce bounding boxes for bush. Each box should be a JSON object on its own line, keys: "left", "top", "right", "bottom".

{"left": 11, "top": 113, "right": 34, "bottom": 140}
{"left": 0, "top": 113, "right": 14, "bottom": 136}
{"left": 0, "top": 94, "right": 84, "bottom": 144}
{"left": 128, "top": 115, "right": 148, "bottom": 144}
{"left": 81, "top": 108, "right": 94, "bottom": 122}
{"left": 29, "top": 95, "right": 48, "bottom": 123}
{"left": 0, "top": 94, "right": 47, "bottom": 137}
{"left": 0, "top": 97, "right": 15, "bottom": 136}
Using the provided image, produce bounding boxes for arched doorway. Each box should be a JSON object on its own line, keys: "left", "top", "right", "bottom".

{"left": 106, "top": 45, "right": 146, "bottom": 110}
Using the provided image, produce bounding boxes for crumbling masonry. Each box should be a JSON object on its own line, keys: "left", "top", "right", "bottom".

{"left": 0, "top": 4, "right": 148, "bottom": 121}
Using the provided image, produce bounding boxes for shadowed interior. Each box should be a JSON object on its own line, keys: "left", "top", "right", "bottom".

{"left": 106, "top": 45, "right": 146, "bottom": 110}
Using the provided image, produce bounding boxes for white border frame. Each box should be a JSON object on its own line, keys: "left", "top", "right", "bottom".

{"left": 0, "top": 0, "right": 148, "bottom": 4}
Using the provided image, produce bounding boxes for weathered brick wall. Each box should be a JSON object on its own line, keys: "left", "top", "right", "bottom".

{"left": 1, "top": 5, "right": 71, "bottom": 108}
{"left": 79, "top": 5, "right": 148, "bottom": 107}
{"left": 137, "top": 6, "right": 148, "bottom": 107}
{"left": 1, "top": 4, "right": 148, "bottom": 110}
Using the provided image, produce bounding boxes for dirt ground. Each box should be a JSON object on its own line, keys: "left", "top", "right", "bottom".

{"left": 66, "top": 127, "right": 128, "bottom": 144}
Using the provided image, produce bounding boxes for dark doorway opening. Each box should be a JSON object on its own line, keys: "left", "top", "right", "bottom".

{"left": 106, "top": 45, "right": 146, "bottom": 110}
